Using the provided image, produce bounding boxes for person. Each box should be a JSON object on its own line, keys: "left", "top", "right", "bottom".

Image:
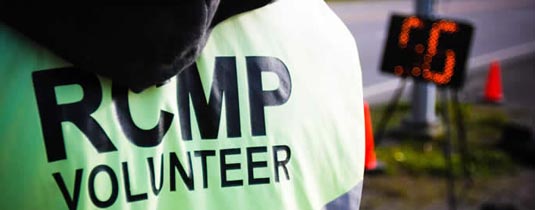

{"left": 0, "top": 0, "right": 365, "bottom": 209}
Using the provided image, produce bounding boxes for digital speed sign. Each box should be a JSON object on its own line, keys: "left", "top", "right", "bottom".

{"left": 381, "top": 14, "right": 474, "bottom": 89}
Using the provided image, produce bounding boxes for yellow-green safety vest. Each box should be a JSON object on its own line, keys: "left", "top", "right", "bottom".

{"left": 0, "top": 0, "right": 365, "bottom": 209}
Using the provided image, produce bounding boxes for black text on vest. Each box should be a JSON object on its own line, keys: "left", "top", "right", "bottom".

{"left": 32, "top": 56, "right": 292, "bottom": 162}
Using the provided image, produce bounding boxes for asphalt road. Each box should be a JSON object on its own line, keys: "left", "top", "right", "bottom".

{"left": 461, "top": 52, "right": 535, "bottom": 129}
{"left": 328, "top": 0, "right": 535, "bottom": 100}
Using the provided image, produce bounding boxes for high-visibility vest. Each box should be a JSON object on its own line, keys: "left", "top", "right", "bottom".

{"left": 0, "top": 0, "right": 365, "bottom": 209}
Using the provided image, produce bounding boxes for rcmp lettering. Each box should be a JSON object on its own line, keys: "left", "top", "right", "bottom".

{"left": 32, "top": 56, "right": 293, "bottom": 210}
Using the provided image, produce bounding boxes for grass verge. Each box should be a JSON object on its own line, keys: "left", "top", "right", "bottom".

{"left": 360, "top": 101, "right": 530, "bottom": 210}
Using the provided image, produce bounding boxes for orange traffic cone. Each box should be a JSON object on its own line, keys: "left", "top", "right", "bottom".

{"left": 364, "top": 101, "right": 378, "bottom": 171}
{"left": 484, "top": 60, "right": 504, "bottom": 103}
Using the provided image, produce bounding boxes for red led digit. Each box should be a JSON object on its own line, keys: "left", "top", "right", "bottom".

{"left": 398, "top": 16, "right": 424, "bottom": 48}
{"left": 426, "top": 21, "right": 457, "bottom": 56}
{"left": 432, "top": 49, "right": 456, "bottom": 84}
{"left": 422, "top": 20, "right": 458, "bottom": 84}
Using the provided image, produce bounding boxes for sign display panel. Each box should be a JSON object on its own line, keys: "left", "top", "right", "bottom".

{"left": 381, "top": 14, "right": 474, "bottom": 89}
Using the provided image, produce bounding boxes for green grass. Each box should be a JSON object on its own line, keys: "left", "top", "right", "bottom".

{"left": 369, "top": 102, "right": 514, "bottom": 177}
{"left": 361, "top": 102, "right": 525, "bottom": 210}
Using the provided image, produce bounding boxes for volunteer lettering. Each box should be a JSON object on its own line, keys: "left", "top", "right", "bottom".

{"left": 32, "top": 56, "right": 293, "bottom": 210}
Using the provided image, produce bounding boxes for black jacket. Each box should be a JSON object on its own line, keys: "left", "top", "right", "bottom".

{"left": 0, "top": 1, "right": 273, "bottom": 92}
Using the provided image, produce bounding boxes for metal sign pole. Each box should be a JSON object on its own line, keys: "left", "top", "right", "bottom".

{"left": 415, "top": 2, "right": 457, "bottom": 209}
{"left": 405, "top": 0, "right": 441, "bottom": 138}
{"left": 440, "top": 89, "right": 458, "bottom": 210}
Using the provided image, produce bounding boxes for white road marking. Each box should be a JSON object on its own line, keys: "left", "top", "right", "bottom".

{"left": 468, "top": 41, "right": 535, "bottom": 69}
